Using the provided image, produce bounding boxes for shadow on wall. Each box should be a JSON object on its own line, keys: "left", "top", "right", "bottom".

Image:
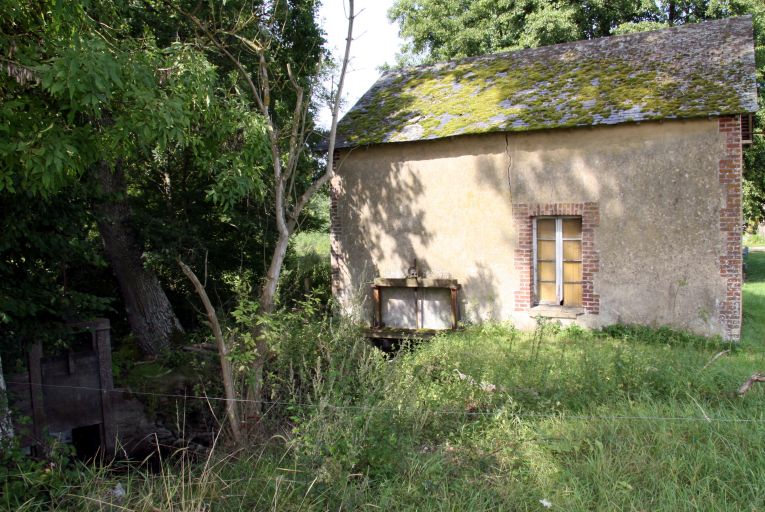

{"left": 461, "top": 261, "right": 502, "bottom": 321}
{"left": 336, "top": 119, "right": 726, "bottom": 334}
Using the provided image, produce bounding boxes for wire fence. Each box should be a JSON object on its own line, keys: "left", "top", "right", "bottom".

{"left": 6, "top": 379, "right": 765, "bottom": 424}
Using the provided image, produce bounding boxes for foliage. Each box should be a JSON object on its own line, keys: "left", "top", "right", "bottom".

{"left": 0, "top": 182, "right": 112, "bottom": 352}
{"left": 0, "top": 0, "right": 331, "bottom": 353}
{"left": 279, "top": 228, "right": 331, "bottom": 309}
{"left": 742, "top": 251, "right": 765, "bottom": 344}
{"left": 744, "top": 232, "right": 765, "bottom": 246}
{"left": 0, "top": 438, "right": 77, "bottom": 511}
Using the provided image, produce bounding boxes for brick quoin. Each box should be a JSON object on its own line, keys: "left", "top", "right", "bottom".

{"left": 718, "top": 116, "right": 743, "bottom": 341}
{"left": 513, "top": 202, "right": 600, "bottom": 314}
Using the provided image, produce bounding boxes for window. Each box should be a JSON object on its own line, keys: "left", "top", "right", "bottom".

{"left": 534, "top": 217, "right": 582, "bottom": 307}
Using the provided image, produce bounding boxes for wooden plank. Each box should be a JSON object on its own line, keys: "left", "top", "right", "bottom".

{"left": 94, "top": 322, "right": 116, "bottom": 457}
{"left": 27, "top": 342, "right": 46, "bottom": 454}
{"left": 373, "top": 277, "right": 459, "bottom": 288}
{"left": 450, "top": 286, "right": 459, "bottom": 329}
{"left": 372, "top": 285, "right": 382, "bottom": 328}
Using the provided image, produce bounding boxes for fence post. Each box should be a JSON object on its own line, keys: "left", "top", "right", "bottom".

{"left": 92, "top": 319, "right": 116, "bottom": 457}
{"left": 27, "top": 342, "right": 47, "bottom": 454}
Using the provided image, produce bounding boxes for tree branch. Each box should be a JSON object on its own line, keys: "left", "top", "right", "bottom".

{"left": 737, "top": 372, "right": 765, "bottom": 396}
{"left": 178, "top": 258, "right": 243, "bottom": 444}
{"left": 287, "top": 0, "right": 355, "bottom": 229}
{"left": 176, "top": 5, "right": 267, "bottom": 113}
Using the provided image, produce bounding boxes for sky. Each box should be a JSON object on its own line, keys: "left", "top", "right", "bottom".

{"left": 316, "top": 0, "right": 403, "bottom": 128}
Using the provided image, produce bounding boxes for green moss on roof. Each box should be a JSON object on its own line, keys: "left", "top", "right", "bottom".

{"left": 337, "top": 16, "right": 758, "bottom": 148}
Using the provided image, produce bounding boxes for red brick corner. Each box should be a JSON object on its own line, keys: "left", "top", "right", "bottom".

{"left": 718, "top": 116, "right": 743, "bottom": 341}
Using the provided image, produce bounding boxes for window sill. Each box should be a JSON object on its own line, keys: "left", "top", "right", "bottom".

{"left": 528, "top": 305, "right": 585, "bottom": 319}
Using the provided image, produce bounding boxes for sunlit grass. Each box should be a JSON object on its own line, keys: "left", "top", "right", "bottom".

{"left": 290, "top": 231, "right": 330, "bottom": 257}
{"left": 743, "top": 251, "right": 765, "bottom": 346}
{"left": 744, "top": 232, "right": 765, "bottom": 247}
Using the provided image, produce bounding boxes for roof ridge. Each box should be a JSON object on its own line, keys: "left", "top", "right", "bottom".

{"left": 384, "top": 15, "right": 753, "bottom": 77}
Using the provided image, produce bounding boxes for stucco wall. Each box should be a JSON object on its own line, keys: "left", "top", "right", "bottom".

{"left": 331, "top": 118, "right": 740, "bottom": 339}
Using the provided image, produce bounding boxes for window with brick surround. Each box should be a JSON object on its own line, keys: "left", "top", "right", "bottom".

{"left": 534, "top": 217, "right": 583, "bottom": 307}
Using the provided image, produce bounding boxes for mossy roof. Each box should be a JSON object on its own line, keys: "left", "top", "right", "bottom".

{"left": 336, "top": 16, "right": 758, "bottom": 148}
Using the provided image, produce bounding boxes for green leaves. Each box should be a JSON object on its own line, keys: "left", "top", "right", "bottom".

{"left": 40, "top": 37, "right": 122, "bottom": 117}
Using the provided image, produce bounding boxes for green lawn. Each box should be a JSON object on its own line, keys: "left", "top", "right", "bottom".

{"left": 744, "top": 232, "right": 765, "bottom": 247}
{"left": 744, "top": 251, "right": 765, "bottom": 345}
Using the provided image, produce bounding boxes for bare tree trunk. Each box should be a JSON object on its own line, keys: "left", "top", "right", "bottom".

{"left": 668, "top": 1, "right": 677, "bottom": 25}
{"left": 250, "top": 0, "right": 355, "bottom": 421}
{"left": 180, "top": 0, "right": 355, "bottom": 427}
{"left": 96, "top": 162, "right": 183, "bottom": 355}
{"left": 0, "top": 353, "right": 13, "bottom": 442}
{"left": 178, "top": 259, "right": 243, "bottom": 444}
{"left": 259, "top": 215, "right": 291, "bottom": 314}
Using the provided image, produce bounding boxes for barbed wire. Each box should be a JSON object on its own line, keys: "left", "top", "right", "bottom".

{"left": 6, "top": 379, "right": 765, "bottom": 424}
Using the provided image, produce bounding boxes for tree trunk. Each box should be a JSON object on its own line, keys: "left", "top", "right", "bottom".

{"left": 259, "top": 230, "right": 291, "bottom": 315}
{"left": 0, "top": 353, "right": 12, "bottom": 442}
{"left": 96, "top": 162, "right": 183, "bottom": 355}
{"left": 250, "top": 230, "right": 290, "bottom": 421}
{"left": 668, "top": 1, "right": 677, "bottom": 25}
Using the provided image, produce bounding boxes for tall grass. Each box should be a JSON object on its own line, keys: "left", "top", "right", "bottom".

{"left": 14, "top": 254, "right": 765, "bottom": 511}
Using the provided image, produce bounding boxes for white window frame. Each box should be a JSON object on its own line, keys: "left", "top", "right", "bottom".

{"left": 533, "top": 216, "right": 582, "bottom": 306}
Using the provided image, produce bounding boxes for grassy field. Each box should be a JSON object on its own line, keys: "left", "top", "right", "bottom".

{"left": 11, "top": 255, "right": 765, "bottom": 511}
{"left": 744, "top": 232, "right": 765, "bottom": 247}
{"left": 744, "top": 252, "right": 765, "bottom": 345}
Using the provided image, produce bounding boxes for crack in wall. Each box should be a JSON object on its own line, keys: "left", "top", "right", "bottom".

{"left": 505, "top": 133, "right": 513, "bottom": 191}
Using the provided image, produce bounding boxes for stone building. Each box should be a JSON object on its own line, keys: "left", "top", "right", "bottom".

{"left": 330, "top": 17, "right": 758, "bottom": 340}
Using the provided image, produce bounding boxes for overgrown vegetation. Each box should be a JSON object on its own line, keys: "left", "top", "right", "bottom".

{"left": 4, "top": 253, "right": 763, "bottom": 511}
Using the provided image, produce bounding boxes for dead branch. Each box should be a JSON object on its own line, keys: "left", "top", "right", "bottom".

{"left": 736, "top": 372, "right": 765, "bottom": 396}
{"left": 181, "top": 343, "right": 217, "bottom": 354}
{"left": 2, "top": 57, "right": 37, "bottom": 86}
{"left": 702, "top": 349, "right": 730, "bottom": 370}
{"left": 178, "top": 258, "right": 243, "bottom": 445}
{"left": 286, "top": 0, "right": 355, "bottom": 230}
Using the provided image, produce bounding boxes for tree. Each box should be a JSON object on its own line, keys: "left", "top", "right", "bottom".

{"left": 0, "top": 2, "right": 206, "bottom": 353}
{"left": 169, "top": 0, "right": 355, "bottom": 423}
{"left": 1, "top": 1, "right": 285, "bottom": 355}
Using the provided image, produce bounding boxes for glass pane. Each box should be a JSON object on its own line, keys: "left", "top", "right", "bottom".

{"left": 563, "top": 262, "right": 582, "bottom": 283}
{"left": 563, "top": 240, "right": 581, "bottom": 260}
{"left": 539, "top": 282, "right": 557, "bottom": 303}
{"left": 538, "top": 261, "right": 555, "bottom": 281}
{"left": 538, "top": 240, "right": 556, "bottom": 260}
{"left": 563, "top": 284, "right": 583, "bottom": 307}
{"left": 563, "top": 218, "right": 582, "bottom": 238}
{"left": 537, "top": 219, "right": 555, "bottom": 239}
